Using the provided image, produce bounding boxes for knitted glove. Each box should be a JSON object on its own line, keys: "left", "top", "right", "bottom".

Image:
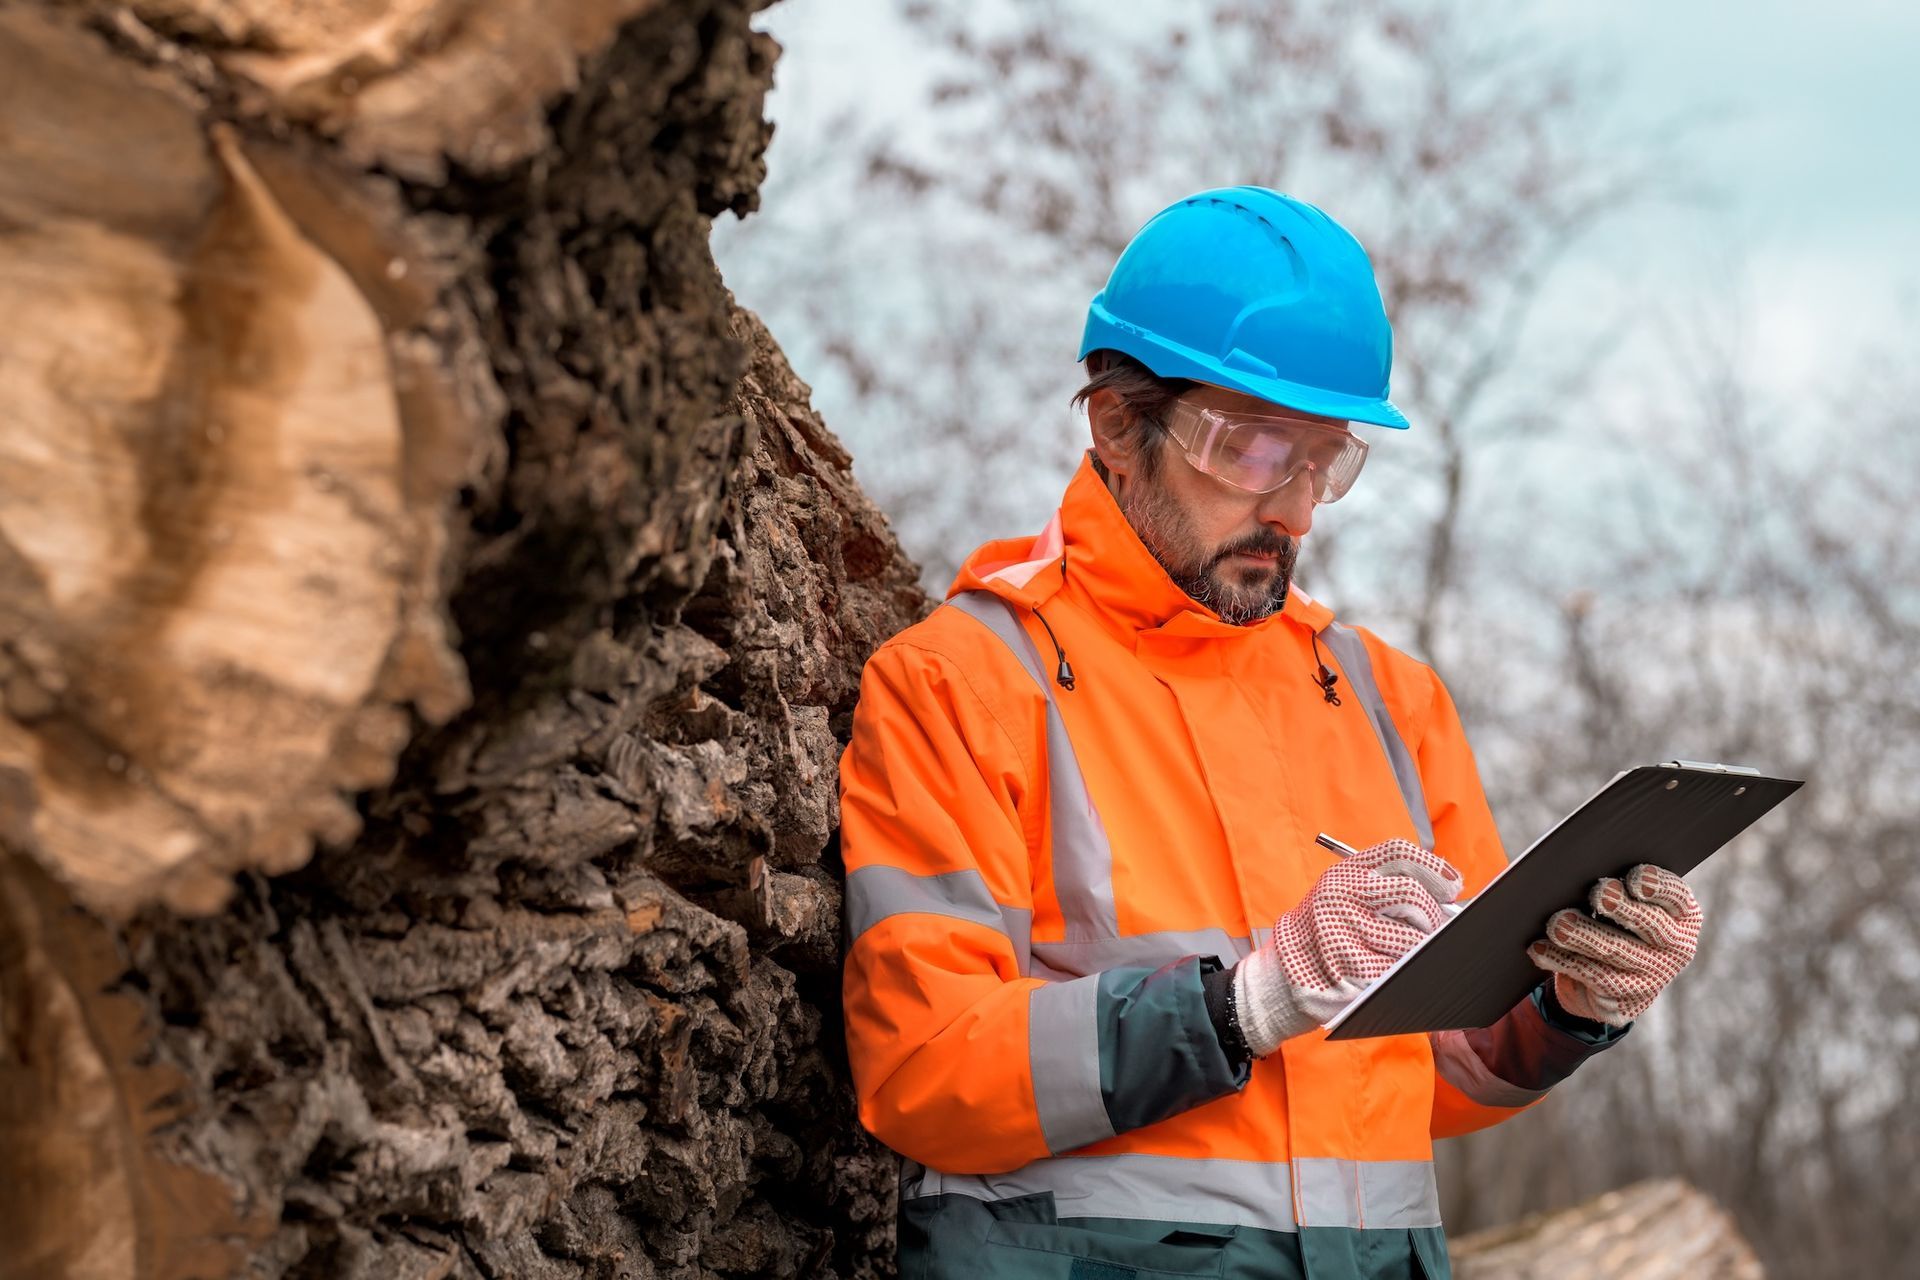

{"left": 1527, "top": 864, "right": 1702, "bottom": 1028}
{"left": 1232, "top": 838, "right": 1462, "bottom": 1056}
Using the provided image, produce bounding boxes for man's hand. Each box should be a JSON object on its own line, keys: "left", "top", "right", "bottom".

{"left": 1527, "top": 864, "right": 1702, "bottom": 1028}
{"left": 1233, "top": 838, "right": 1462, "bottom": 1056}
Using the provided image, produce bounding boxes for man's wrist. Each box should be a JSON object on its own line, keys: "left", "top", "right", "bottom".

{"left": 1535, "top": 979, "right": 1627, "bottom": 1043}
{"left": 1201, "top": 960, "right": 1253, "bottom": 1065}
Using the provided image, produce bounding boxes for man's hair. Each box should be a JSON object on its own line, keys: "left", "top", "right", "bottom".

{"left": 1071, "top": 350, "right": 1194, "bottom": 477}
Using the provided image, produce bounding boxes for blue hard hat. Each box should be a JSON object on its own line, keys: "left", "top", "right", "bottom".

{"left": 1079, "top": 186, "right": 1408, "bottom": 429}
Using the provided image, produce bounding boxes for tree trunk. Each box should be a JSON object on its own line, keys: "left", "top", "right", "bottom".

{"left": 0, "top": 2, "right": 927, "bottom": 1277}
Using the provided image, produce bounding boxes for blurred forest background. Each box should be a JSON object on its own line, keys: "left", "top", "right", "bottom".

{"left": 715, "top": 1, "right": 1920, "bottom": 1275}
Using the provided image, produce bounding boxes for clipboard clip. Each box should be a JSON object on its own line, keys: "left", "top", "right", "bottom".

{"left": 1660, "top": 760, "right": 1763, "bottom": 776}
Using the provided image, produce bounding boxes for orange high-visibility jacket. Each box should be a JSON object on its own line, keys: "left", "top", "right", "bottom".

{"left": 840, "top": 457, "right": 1614, "bottom": 1276}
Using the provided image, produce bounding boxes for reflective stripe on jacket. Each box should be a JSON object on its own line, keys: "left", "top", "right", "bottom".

{"left": 841, "top": 456, "right": 1592, "bottom": 1278}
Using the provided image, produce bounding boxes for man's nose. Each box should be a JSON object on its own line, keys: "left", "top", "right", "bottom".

{"left": 1257, "top": 469, "right": 1317, "bottom": 538}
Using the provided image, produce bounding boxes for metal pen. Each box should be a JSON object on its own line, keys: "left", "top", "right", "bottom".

{"left": 1315, "top": 832, "right": 1362, "bottom": 858}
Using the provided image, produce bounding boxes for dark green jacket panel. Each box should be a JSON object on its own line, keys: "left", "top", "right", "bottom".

{"left": 900, "top": 1193, "right": 1451, "bottom": 1280}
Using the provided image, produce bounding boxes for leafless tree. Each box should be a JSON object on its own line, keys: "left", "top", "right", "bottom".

{"left": 721, "top": 0, "right": 1668, "bottom": 671}
{"left": 1441, "top": 306, "right": 1920, "bottom": 1276}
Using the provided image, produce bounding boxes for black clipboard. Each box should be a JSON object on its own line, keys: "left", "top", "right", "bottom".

{"left": 1322, "top": 761, "right": 1804, "bottom": 1040}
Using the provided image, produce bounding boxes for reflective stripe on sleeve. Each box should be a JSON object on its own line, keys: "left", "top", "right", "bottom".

{"left": 843, "top": 864, "right": 1033, "bottom": 968}
{"left": 1028, "top": 975, "right": 1118, "bottom": 1154}
{"left": 946, "top": 593, "right": 1120, "bottom": 940}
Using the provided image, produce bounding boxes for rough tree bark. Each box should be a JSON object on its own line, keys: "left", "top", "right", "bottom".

{"left": 1, "top": 2, "right": 926, "bottom": 1276}
{"left": 0, "top": 5, "right": 1772, "bottom": 1279}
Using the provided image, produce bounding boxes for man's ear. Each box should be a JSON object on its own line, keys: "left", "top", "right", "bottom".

{"left": 1087, "top": 388, "right": 1138, "bottom": 480}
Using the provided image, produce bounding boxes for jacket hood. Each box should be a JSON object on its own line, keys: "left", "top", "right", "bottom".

{"left": 947, "top": 452, "right": 1335, "bottom": 641}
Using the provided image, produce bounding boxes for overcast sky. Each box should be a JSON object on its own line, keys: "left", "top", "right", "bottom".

{"left": 1567, "top": 0, "right": 1920, "bottom": 396}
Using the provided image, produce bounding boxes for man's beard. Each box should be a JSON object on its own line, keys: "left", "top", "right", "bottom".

{"left": 1122, "top": 474, "right": 1298, "bottom": 625}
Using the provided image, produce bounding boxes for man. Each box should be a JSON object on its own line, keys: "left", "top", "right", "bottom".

{"left": 838, "top": 187, "right": 1701, "bottom": 1279}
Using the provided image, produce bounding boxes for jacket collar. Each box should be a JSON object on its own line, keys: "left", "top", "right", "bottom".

{"left": 949, "top": 453, "right": 1335, "bottom": 643}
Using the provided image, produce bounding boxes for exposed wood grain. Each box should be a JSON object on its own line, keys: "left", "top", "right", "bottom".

{"left": 1452, "top": 1179, "right": 1766, "bottom": 1280}
{"left": 1, "top": 1, "right": 923, "bottom": 1275}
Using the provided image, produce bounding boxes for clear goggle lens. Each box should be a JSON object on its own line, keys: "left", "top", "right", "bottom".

{"left": 1164, "top": 401, "right": 1368, "bottom": 503}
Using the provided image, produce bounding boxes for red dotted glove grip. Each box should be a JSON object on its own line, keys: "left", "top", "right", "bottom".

{"left": 1234, "top": 839, "right": 1462, "bottom": 1055}
{"left": 1527, "top": 864, "right": 1702, "bottom": 1027}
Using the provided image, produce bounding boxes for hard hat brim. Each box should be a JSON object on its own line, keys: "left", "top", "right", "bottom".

{"left": 1078, "top": 307, "right": 1410, "bottom": 430}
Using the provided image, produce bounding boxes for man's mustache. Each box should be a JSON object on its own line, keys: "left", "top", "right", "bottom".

{"left": 1211, "top": 531, "right": 1296, "bottom": 565}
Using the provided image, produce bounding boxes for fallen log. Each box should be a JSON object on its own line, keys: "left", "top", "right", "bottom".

{"left": 1451, "top": 1179, "right": 1766, "bottom": 1280}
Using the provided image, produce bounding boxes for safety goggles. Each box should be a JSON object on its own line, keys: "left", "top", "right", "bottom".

{"left": 1162, "top": 400, "right": 1369, "bottom": 503}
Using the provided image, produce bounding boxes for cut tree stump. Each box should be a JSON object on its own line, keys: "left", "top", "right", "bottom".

{"left": 1, "top": 1, "right": 925, "bottom": 1277}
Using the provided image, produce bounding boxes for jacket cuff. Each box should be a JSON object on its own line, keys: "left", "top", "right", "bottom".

{"left": 1536, "top": 978, "right": 1628, "bottom": 1043}
{"left": 1431, "top": 983, "right": 1628, "bottom": 1108}
{"left": 1479, "top": 983, "right": 1630, "bottom": 1089}
{"left": 1201, "top": 957, "right": 1254, "bottom": 1067}
{"left": 1029, "top": 954, "right": 1251, "bottom": 1155}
